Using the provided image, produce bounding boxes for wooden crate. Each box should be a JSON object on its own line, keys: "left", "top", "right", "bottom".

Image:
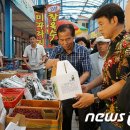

{"left": 17, "top": 99, "right": 61, "bottom": 109}
{"left": 0, "top": 71, "right": 17, "bottom": 80}
{"left": 6, "top": 102, "right": 62, "bottom": 130}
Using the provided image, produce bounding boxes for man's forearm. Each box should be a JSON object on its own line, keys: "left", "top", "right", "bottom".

{"left": 42, "top": 55, "right": 47, "bottom": 63}
{"left": 23, "top": 58, "right": 28, "bottom": 65}
{"left": 87, "top": 75, "right": 103, "bottom": 91}
{"left": 97, "top": 79, "right": 126, "bottom": 100}
{"left": 80, "top": 72, "right": 90, "bottom": 84}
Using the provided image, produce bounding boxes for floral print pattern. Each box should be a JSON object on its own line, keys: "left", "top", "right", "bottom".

{"left": 102, "top": 31, "right": 130, "bottom": 128}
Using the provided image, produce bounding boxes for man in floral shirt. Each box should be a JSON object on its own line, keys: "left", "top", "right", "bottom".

{"left": 118, "top": 0, "right": 130, "bottom": 129}
{"left": 73, "top": 3, "right": 130, "bottom": 130}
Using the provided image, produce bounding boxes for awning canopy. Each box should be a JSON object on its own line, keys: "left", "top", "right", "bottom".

{"left": 12, "top": 4, "right": 36, "bottom": 34}
{"left": 47, "top": 0, "right": 105, "bottom": 19}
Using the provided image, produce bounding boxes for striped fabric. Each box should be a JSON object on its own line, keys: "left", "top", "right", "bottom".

{"left": 50, "top": 43, "right": 91, "bottom": 76}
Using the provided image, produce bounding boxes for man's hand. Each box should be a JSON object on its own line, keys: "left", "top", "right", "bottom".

{"left": 81, "top": 84, "right": 90, "bottom": 93}
{"left": 39, "top": 61, "right": 44, "bottom": 65}
{"left": 72, "top": 93, "right": 94, "bottom": 108}
{"left": 26, "top": 63, "right": 31, "bottom": 69}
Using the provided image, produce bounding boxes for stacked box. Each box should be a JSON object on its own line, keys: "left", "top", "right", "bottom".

{"left": 6, "top": 100, "right": 62, "bottom": 130}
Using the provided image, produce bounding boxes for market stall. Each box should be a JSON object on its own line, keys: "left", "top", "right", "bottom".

{"left": 0, "top": 70, "right": 62, "bottom": 130}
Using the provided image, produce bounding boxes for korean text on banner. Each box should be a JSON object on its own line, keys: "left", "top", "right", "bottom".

{"left": 51, "top": 60, "right": 82, "bottom": 100}
{"left": 35, "top": 12, "right": 45, "bottom": 46}
{"left": 47, "top": 4, "right": 60, "bottom": 42}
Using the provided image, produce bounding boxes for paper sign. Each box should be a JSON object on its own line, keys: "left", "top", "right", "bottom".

{"left": 5, "top": 122, "right": 26, "bottom": 130}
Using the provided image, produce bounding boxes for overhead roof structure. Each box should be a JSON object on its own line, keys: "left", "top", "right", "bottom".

{"left": 47, "top": 0, "right": 106, "bottom": 19}
{"left": 12, "top": 4, "right": 36, "bottom": 34}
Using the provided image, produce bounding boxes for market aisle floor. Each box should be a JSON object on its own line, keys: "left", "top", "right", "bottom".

{"left": 72, "top": 112, "right": 101, "bottom": 130}
{"left": 72, "top": 112, "right": 79, "bottom": 130}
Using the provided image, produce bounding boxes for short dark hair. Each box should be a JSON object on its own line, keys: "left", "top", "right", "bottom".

{"left": 29, "top": 34, "right": 37, "bottom": 39}
{"left": 92, "top": 3, "right": 124, "bottom": 24}
{"left": 75, "top": 37, "right": 90, "bottom": 48}
{"left": 51, "top": 40, "right": 58, "bottom": 46}
{"left": 90, "top": 38, "right": 96, "bottom": 44}
{"left": 57, "top": 24, "right": 75, "bottom": 37}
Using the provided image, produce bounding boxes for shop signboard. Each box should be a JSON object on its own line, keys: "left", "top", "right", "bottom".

{"left": 12, "top": 0, "right": 35, "bottom": 22}
{"left": 35, "top": 11, "right": 45, "bottom": 46}
{"left": 46, "top": 4, "right": 60, "bottom": 44}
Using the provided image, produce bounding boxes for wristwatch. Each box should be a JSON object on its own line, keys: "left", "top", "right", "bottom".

{"left": 94, "top": 93, "right": 100, "bottom": 103}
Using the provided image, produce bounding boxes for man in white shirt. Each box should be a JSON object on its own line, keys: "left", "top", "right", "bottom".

{"left": 0, "top": 50, "right": 3, "bottom": 68}
{"left": 85, "top": 36, "right": 110, "bottom": 130}
{"left": 23, "top": 34, "right": 46, "bottom": 80}
{"left": 90, "top": 36, "right": 110, "bottom": 94}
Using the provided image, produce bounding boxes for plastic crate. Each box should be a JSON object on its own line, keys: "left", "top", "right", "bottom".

{"left": 0, "top": 88, "right": 25, "bottom": 108}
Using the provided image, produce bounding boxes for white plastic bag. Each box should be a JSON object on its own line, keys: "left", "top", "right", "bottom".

{"left": 24, "top": 88, "right": 32, "bottom": 100}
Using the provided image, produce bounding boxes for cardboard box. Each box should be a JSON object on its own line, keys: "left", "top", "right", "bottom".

{"left": 5, "top": 114, "right": 26, "bottom": 130}
{"left": 0, "top": 71, "right": 17, "bottom": 80}
{"left": 51, "top": 60, "right": 82, "bottom": 100}
{"left": 0, "top": 123, "right": 4, "bottom": 130}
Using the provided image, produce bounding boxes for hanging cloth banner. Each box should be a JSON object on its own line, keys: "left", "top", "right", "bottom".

{"left": 35, "top": 11, "right": 45, "bottom": 46}
{"left": 46, "top": 4, "right": 60, "bottom": 43}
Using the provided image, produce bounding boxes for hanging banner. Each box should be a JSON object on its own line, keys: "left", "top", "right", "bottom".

{"left": 35, "top": 12, "right": 45, "bottom": 46}
{"left": 46, "top": 4, "right": 60, "bottom": 43}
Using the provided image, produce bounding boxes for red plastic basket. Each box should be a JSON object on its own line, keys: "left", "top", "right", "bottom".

{"left": 21, "top": 64, "right": 28, "bottom": 70}
{"left": 0, "top": 88, "right": 25, "bottom": 108}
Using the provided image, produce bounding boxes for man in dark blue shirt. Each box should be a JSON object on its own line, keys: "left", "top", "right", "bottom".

{"left": 46, "top": 24, "right": 91, "bottom": 130}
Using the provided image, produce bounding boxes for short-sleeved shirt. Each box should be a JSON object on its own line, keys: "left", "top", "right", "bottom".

{"left": 50, "top": 43, "right": 91, "bottom": 78}
{"left": 101, "top": 31, "right": 130, "bottom": 128}
{"left": 90, "top": 52, "right": 106, "bottom": 94}
{"left": 0, "top": 50, "right": 3, "bottom": 57}
{"left": 23, "top": 44, "right": 46, "bottom": 70}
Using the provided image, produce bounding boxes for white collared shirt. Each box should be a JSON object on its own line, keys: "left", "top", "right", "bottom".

{"left": 23, "top": 44, "right": 46, "bottom": 70}
{"left": 98, "top": 54, "right": 106, "bottom": 74}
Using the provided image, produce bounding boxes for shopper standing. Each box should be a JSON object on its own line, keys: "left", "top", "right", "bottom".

{"left": 73, "top": 3, "right": 130, "bottom": 130}
{"left": 46, "top": 24, "right": 91, "bottom": 130}
{"left": 89, "top": 36, "right": 110, "bottom": 130}
{"left": 90, "top": 36, "right": 110, "bottom": 94}
{"left": 117, "top": 0, "right": 130, "bottom": 129}
{"left": 23, "top": 34, "right": 46, "bottom": 80}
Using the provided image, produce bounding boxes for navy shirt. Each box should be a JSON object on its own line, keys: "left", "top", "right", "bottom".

{"left": 50, "top": 43, "right": 91, "bottom": 77}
